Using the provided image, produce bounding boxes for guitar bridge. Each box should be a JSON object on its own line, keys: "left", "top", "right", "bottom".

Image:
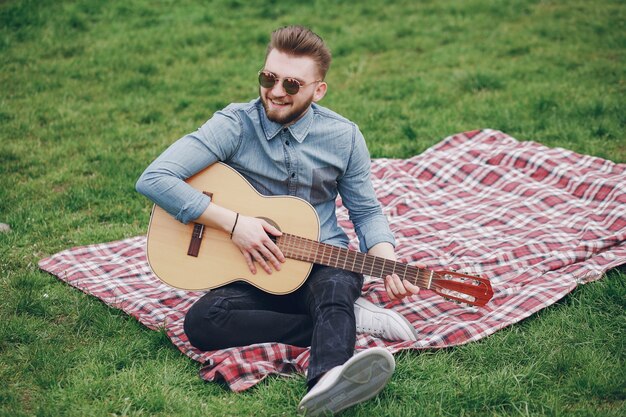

{"left": 187, "top": 191, "right": 212, "bottom": 257}
{"left": 187, "top": 223, "right": 205, "bottom": 257}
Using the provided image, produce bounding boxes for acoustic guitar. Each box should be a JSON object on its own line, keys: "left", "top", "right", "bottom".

{"left": 146, "top": 162, "right": 494, "bottom": 307}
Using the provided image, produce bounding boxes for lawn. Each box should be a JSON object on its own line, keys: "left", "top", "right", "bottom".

{"left": 1, "top": 0, "right": 624, "bottom": 416}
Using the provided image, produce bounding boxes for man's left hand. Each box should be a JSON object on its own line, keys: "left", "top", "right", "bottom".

{"left": 384, "top": 274, "right": 420, "bottom": 301}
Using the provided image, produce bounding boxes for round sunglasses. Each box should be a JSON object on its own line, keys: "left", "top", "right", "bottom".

{"left": 258, "top": 70, "right": 321, "bottom": 95}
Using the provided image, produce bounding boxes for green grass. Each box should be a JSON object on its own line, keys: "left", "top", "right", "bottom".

{"left": 1, "top": 0, "right": 625, "bottom": 415}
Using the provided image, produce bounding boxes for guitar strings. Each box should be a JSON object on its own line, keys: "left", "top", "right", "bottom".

{"left": 277, "top": 234, "right": 432, "bottom": 288}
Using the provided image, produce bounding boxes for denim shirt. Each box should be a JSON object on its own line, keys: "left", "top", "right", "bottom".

{"left": 136, "top": 98, "right": 395, "bottom": 252}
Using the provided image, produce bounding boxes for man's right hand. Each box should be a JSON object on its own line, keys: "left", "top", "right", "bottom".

{"left": 230, "top": 215, "right": 285, "bottom": 275}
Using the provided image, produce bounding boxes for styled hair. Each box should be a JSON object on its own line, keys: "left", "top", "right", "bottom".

{"left": 266, "top": 25, "right": 332, "bottom": 79}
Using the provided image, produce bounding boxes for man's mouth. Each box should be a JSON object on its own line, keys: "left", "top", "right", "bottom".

{"left": 269, "top": 98, "right": 290, "bottom": 108}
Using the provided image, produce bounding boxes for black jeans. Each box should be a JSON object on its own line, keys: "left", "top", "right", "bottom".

{"left": 184, "top": 264, "right": 364, "bottom": 385}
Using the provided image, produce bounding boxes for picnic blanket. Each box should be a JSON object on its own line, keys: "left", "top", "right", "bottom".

{"left": 39, "top": 129, "right": 626, "bottom": 392}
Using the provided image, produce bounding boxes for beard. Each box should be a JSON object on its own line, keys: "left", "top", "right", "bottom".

{"left": 260, "top": 88, "right": 314, "bottom": 125}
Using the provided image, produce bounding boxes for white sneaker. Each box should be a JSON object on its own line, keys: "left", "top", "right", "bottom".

{"left": 354, "top": 297, "right": 418, "bottom": 341}
{"left": 298, "top": 347, "right": 395, "bottom": 416}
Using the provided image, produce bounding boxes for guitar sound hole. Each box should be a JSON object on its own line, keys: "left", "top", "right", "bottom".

{"left": 258, "top": 216, "right": 281, "bottom": 244}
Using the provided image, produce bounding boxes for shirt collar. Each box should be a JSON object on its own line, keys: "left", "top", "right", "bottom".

{"left": 257, "top": 98, "right": 315, "bottom": 143}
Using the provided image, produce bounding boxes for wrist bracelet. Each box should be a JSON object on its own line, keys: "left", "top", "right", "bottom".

{"left": 230, "top": 212, "right": 239, "bottom": 239}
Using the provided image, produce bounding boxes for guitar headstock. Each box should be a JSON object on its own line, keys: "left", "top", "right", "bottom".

{"left": 431, "top": 270, "right": 494, "bottom": 307}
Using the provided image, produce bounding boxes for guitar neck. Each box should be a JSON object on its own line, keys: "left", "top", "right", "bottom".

{"left": 276, "top": 233, "right": 433, "bottom": 290}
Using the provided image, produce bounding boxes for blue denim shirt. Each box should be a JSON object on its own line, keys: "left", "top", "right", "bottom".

{"left": 136, "top": 98, "right": 395, "bottom": 252}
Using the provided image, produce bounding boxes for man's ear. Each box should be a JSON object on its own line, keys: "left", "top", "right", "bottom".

{"left": 312, "top": 82, "right": 327, "bottom": 102}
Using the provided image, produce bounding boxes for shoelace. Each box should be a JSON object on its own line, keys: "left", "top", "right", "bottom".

{"left": 356, "top": 325, "right": 384, "bottom": 337}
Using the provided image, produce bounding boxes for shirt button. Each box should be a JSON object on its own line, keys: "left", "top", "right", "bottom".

{"left": 285, "top": 140, "right": 290, "bottom": 146}
{"left": 283, "top": 128, "right": 288, "bottom": 133}
{"left": 291, "top": 173, "right": 296, "bottom": 178}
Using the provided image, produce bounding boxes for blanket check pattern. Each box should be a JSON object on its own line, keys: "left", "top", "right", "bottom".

{"left": 39, "top": 129, "right": 626, "bottom": 392}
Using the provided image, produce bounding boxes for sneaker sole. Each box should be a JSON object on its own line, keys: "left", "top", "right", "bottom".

{"left": 298, "top": 348, "right": 395, "bottom": 416}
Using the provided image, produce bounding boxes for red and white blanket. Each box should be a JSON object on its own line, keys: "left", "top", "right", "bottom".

{"left": 39, "top": 129, "right": 626, "bottom": 392}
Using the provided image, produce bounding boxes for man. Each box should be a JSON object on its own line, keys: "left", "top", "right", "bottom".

{"left": 136, "top": 25, "right": 420, "bottom": 416}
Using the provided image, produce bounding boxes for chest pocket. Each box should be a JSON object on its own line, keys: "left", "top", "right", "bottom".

{"left": 310, "top": 166, "right": 341, "bottom": 205}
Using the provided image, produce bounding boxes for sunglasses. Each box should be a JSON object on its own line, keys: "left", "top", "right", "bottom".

{"left": 258, "top": 70, "right": 321, "bottom": 95}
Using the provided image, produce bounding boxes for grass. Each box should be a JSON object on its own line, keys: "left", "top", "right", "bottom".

{"left": 1, "top": 0, "right": 625, "bottom": 415}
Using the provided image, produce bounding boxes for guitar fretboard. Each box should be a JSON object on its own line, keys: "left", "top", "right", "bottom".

{"left": 276, "top": 233, "right": 433, "bottom": 289}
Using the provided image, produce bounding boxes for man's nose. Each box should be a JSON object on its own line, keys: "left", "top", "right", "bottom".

{"left": 270, "top": 80, "right": 287, "bottom": 96}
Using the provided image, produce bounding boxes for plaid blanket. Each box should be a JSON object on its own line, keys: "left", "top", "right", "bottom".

{"left": 39, "top": 129, "right": 626, "bottom": 392}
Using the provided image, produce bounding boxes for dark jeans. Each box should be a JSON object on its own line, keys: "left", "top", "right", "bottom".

{"left": 184, "top": 264, "right": 364, "bottom": 384}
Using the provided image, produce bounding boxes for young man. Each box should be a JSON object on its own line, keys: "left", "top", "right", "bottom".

{"left": 137, "top": 25, "right": 420, "bottom": 416}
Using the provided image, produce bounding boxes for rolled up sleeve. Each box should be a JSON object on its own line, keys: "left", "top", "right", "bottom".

{"left": 337, "top": 127, "right": 395, "bottom": 252}
{"left": 136, "top": 110, "right": 241, "bottom": 223}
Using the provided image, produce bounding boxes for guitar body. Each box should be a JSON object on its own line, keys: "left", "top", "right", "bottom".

{"left": 146, "top": 162, "right": 320, "bottom": 294}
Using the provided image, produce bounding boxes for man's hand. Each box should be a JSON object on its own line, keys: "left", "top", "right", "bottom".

{"left": 231, "top": 215, "right": 285, "bottom": 274}
{"left": 384, "top": 274, "right": 420, "bottom": 301}
{"left": 195, "top": 201, "right": 285, "bottom": 275}
{"left": 368, "top": 242, "right": 421, "bottom": 301}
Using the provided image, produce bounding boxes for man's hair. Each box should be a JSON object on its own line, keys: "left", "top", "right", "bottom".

{"left": 266, "top": 25, "right": 332, "bottom": 79}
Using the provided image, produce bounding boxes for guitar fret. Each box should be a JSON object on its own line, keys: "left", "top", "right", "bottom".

{"left": 303, "top": 236, "right": 314, "bottom": 263}
{"left": 289, "top": 235, "right": 298, "bottom": 260}
{"left": 294, "top": 235, "right": 301, "bottom": 260}
{"left": 385, "top": 258, "right": 393, "bottom": 278}
{"left": 326, "top": 243, "right": 331, "bottom": 265}
{"left": 280, "top": 235, "right": 287, "bottom": 256}
{"left": 292, "top": 234, "right": 300, "bottom": 260}
{"left": 337, "top": 246, "right": 343, "bottom": 269}
{"left": 296, "top": 237, "right": 304, "bottom": 261}
{"left": 360, "top": 252, "right": 368, "bottom": 274}
{"left": 415, "top": 268, "right": 423, "bottom": 287}
{"left": 352, "top": 251, "right": 360, "bottom": 274}
{"left": 358, "top": 254, "right": 365, "bottom": 274}
{"left": 350, "top": 250, "right": 358, "bottom": 273}
{"left": 324, "top": 244, "right": 331, "bottom": 266}
{"left": 295, "top": 235, "right": 304, "bottom": 261}
{"left": 283, "top": 235, "right": 291, "bottom": 258}
{"left": 374, "top": 257, "right": 381, "bottom": 276}
{"left": 312, "top": 239, "right": 319, "bottom": 263}
{"left": 409, "top": 265, "right": 417, "bottom": 286}
{"left": 322, "top": 245, "right": 330, "bottom": 264}
{"left": 296, "top": 236, "right": 303, "bottom": 260}
{"left": 309, "top": 241, "right": 316, "bottom": 262}
{"left": 314, "top": 240, "right": 320, "bottom": 263}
